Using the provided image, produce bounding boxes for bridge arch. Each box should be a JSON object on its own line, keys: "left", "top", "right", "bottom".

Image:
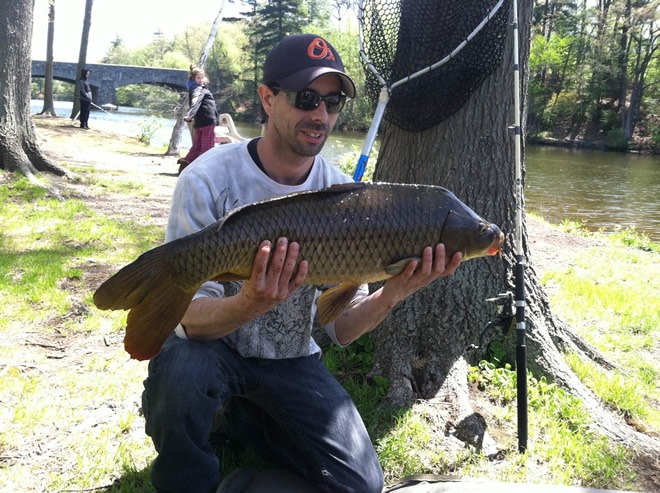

{"left": 31, "top": 61, "right": 189, "bottom": 105}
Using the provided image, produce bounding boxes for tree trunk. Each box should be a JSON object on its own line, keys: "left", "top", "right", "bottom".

{"left": 39, "top": 0, "right": 57, "bottom": 117}
{"left": 164, "top": 93, "right": 188, "bottom": 156}
{"left": 368, "top": 0, "right": 659, "bottom": 459}
{"left": 70, "top": 0, "right": 94, "bottom": 120}
{"left": 0, "top": 0, "right": 69, "bottom": 181}
{"left": 199, "top": 0, "right": 226, "bottom": 69}
{"left": 165, "top": 2, "right": 226, "bottom": 156}
{"left": 617, "top": 0, "right": 631, "bottom": 125}
{"left": 624, "top": 19, "right": 658, "bottom": 141}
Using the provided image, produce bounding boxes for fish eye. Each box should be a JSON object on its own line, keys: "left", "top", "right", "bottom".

{"left": 478, "top": 223, "right": 489, "bottom": 235}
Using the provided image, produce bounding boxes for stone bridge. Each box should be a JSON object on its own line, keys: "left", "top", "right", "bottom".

{"left": 31, "top": 61, "right": 188, "bottom": 105}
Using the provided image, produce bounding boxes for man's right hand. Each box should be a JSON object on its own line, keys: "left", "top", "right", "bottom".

{"left": 238, "top": 237, "right": 308, "bottom": 317}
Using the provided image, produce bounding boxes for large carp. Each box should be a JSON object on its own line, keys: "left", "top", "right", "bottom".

{"left": 93, "top": 182, "right": 504, "bottom": 360}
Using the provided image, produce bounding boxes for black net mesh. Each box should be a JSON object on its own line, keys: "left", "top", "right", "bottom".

{"left": 360, "top": 0, "right": 511, "bottom": 132}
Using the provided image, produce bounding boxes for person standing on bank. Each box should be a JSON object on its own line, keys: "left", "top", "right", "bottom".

{"left": 177, "top": 65, "right": 218, "bottom": 175}
{"left": 78, "top": 69, "right": 92, "bottom": 129}
{"left": 142, "top": 33, "right": 462, "bottom": 492}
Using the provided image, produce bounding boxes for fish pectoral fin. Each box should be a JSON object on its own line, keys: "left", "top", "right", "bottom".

{"left": 317, "top": 283, "right": 362, "bottom": 326}
{"left": 385, "top": 257, "right": 421, "bottom": 277}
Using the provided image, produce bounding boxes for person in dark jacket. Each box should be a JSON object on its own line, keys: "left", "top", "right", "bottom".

{"left": 78, "top": 69, "right": 92, "bottom": 129}
{"left": 178, "top": 65, "right": 218, "bottom": 174}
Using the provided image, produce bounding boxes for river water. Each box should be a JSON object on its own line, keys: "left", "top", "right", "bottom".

{"left": 32, "top": 100, "right": 660, "bottom": 242}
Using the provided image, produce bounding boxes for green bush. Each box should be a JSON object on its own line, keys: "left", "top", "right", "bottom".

{"left": 599, "top": 109, "right": 619, "bottom": 133}
{"left": 541, "top": 91, "right": 580, "bottom": 131}
{"left": 137, "top": 115, "right": 163, "bottom": 145}
{"left": 604, "top": 128, "right": 628, "bottom": 151}
{"left": 650, "top": 122, "right": 660, "bottom": 153}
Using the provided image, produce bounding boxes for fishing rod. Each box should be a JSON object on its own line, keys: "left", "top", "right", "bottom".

{"left": 469, "top": 0, "right": 527, "bottom": 453}
{"left": 71, "top": 102, "right": 111, "bottom": 125}
{"left": 90, "top": 101, "right": 112, "bottom": 114}
{"left": 511, "top": 0, "right": 528, "bottom": 454}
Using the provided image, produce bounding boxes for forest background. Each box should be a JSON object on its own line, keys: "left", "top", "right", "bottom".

{"left": 31, "top": 0, "right": 660, "bottom": 154}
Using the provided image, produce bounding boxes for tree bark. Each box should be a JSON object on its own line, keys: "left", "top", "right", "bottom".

{"left": 70, "top": 0, "right": 94, "bottom": 120}
{"left": 368, "top": 0, "right": 659, "bottom": 459}
{"left": 165, "top": 1, "right": 226, "bottom": 156}
{"left": 1, "top": 0, "right": 69, "bottom": 182}
{"left": 39, "top": 0, "right": 57, "bottom": 117}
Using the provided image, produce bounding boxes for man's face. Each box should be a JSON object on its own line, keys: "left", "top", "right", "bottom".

{"left": 269, "top": 74, "right": 343, "bottom": 158}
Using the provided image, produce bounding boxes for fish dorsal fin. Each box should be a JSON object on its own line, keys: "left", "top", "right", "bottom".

{"left": 317, "top": 282, "right": 362, "bottom": 326}
{"left": 385, "top": 257, "right": 421, "bottom": 277}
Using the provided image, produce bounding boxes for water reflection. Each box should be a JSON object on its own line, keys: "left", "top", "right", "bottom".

{"left": 525, "top": 146, "right": 659, "bottom": 242}
{"left": 31, "top": 100, "right": 659, "bottom": 242}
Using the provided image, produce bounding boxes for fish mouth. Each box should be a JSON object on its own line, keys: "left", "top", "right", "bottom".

{"left": 487, "top": 231, "right": 505, "bottom": 257}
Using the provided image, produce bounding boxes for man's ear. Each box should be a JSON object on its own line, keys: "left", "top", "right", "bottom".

{"left": 257, "top": 84, "right": 275, "bottom": 120}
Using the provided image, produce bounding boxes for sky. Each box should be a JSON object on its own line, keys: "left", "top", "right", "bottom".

{"left": 31, "top": 0, "right": 244, "bottom": 63}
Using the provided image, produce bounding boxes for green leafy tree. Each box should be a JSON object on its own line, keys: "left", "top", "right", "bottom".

{"left": 245, "top": 0, "right": 306, "bottom": 103}
{"left": 303, "top": 0, "right": 330, "bottom": 27}
{"left": 528, "top": 0, "right": 659, "bottom": 147}
{"left": 101, "top": 35, "right": 129, "bottom": 64}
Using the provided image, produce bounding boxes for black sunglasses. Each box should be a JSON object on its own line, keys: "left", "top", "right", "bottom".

{"left": 271, "top": 87, "right": 347, "bottom": 114}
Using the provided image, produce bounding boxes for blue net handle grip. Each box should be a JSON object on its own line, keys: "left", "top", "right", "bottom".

{"left": 353, "top": 155, "right": 369, "bottom": 182}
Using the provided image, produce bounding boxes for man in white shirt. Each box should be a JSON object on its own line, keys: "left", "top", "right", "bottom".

{"left": 142, "top": 33, "right": 462, "bottom": 493}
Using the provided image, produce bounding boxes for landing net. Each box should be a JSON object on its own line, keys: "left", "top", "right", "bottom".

{"left": 360, "top": 0, "right": 511, "bottom": 132}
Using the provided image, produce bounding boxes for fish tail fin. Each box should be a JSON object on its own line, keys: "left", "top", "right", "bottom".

{"left": 123, "top": 288, "right": 194, "bottom": 361}
{"left": 93, "top": 247, "right": 195, "bottom": 360}
{"left": 93, "top": 247, "right": 173, "bottom": 310}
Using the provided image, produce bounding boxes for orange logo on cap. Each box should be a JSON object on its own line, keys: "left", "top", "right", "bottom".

{"left": 307, "top": 38, "right": 336, "bottom": 61}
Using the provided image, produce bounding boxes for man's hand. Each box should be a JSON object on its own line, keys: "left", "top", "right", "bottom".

{"left": 181, "top": 237, "right": 307, "bottom": 340}
{"left": 381, "top": 243, "right": 462, "bottom": 307}
{"left": 238, "top": 237, "right": 308, "bottom": 317}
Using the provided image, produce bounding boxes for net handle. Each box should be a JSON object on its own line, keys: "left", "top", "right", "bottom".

{"left": 354, "top": 0, "right": 506, "bottom": 181}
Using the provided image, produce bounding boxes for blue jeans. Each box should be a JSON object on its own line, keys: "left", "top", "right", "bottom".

{"left": 142, "top": 334, "right": 384, "bottom": 493}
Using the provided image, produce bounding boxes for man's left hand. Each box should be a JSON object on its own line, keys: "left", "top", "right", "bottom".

{"left": 381, "top": 243, "right": 461, "bottom": 306}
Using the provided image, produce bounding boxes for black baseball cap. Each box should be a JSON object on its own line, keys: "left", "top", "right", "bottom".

{"left": 262, "top": 33, "right": 356, "bottom": 99}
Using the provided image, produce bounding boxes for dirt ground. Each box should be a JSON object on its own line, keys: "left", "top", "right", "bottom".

{"left": 9, "top": 116, "right": 642, "bottom": 491}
